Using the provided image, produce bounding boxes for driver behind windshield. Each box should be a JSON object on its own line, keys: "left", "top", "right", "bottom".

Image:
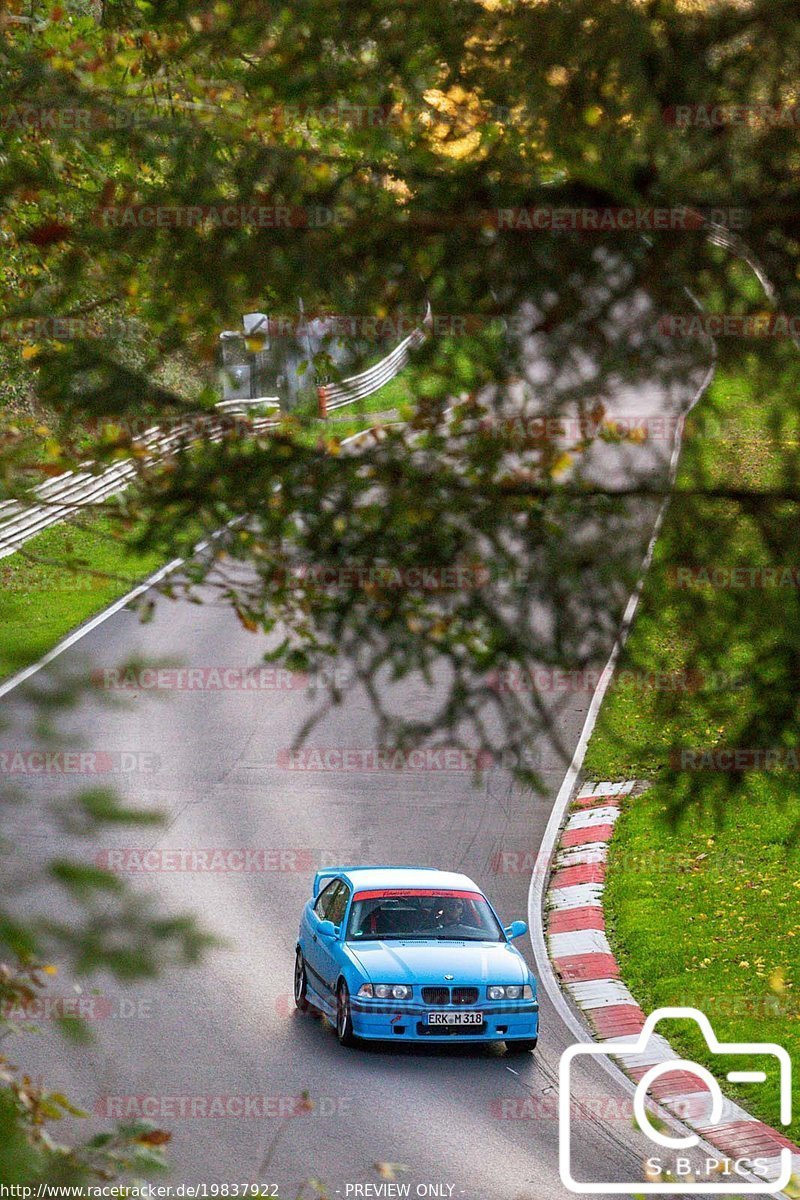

{"left": 347, "top": 891, "right": 503, "bottom": 941}
{"left": 434, "top": 897, "right": 466, "bottom": 929}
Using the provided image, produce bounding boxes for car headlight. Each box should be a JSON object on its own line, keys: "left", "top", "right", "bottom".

{"left": 361, "top": 983, "right": 412, "bottom": 1000}
{"left": 488, "top": 984, "right": 534, "bottom": 1000}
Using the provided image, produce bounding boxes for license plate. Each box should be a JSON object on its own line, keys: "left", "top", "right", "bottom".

{"left": 427, "top": 1011, "right": 483, "bottom": 1026}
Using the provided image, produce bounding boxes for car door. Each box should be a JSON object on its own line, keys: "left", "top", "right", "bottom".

{"left": 303, "top": 878, "right": 342, "bottom": 1004}
{"left": 314, "top": 879, "right": 351, "bottom": 992}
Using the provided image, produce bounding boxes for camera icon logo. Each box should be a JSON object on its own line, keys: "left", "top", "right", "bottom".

{"left": 559, "top": 1006, "right": 793, "bottom": 1194}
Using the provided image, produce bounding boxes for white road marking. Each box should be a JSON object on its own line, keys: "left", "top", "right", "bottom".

{"left": 554, "top": 844, "right": 609, "bottom": 868}
{"left": 567, "top": 980, "right": 638, "bottom": 1009}
{"left": 547, "top": 883, "right": 605, "bottom": 910}
{"left": 565, "top": 806, "right": 621, "bottom": 831}
{"left": 549, "top": 930, "right": 613, "bottom": 958}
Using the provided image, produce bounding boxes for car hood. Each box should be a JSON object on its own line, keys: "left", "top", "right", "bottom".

{"left": 347, "top": 939, "right": 529, "bottom": 985}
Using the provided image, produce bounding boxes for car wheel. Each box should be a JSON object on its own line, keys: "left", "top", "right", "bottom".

{"left": 506, "top": 1038, "right": 538, "bottom": 1053}
{"left": 294, "top": 949, "right": 309, "bottom": 1012}
{"left": 336, "top": 981, "right": 357, "bottom": 1047}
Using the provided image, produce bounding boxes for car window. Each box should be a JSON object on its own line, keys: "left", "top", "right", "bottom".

{"left": 314, "top": 879, "right": 339, "bottom": 919}
{"left": 346, "top": 890, "right": 504, "bottom": 942}
{"left": 327, "top": 881, "right": 351, "bottom": 928}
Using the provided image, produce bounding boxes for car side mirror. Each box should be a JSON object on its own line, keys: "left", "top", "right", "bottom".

{"left": 317, "top": 919, "right": 339, "bottom": 939}
{"left": 504, "top": 920, "right": 528, "bottom": 940}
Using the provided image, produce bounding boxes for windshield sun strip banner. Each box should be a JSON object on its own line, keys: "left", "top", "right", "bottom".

{"left": 351, "top": 888, "right": 484, "bottom": 900}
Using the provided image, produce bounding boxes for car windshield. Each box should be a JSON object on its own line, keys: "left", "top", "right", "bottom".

{"left": 346, "top": 889, "right": 504, "bottom": 942}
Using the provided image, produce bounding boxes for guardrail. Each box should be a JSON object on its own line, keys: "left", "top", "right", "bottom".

{"left": 0, "top": 297, "right": 431, "bottom": 561}
{"left": 0, "top": 304, "right": 433, "bottom": 560}
{"left": 0, "top": 407, "right": 280, "bottom": 562}
{"left": 214, "top": 397, "right": 280, "bottom": 414}
{"left": 317, "top": 306, "right": 431, "bottom": 416}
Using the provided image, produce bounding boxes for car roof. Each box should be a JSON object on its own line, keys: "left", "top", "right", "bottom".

{"left": 337, "top": 866, "right": 484, "bottom": 893}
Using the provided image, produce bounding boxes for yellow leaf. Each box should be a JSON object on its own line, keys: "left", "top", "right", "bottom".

{"left": 136, "top": 1129, "right": 172, "bottom": 1145}
{"left": 374, "top": 1164, "right": 411, "bottom": 1181}
{"left": 769, "top": 966, "right": 786, "bottom": 994}
{"left": 547, "top": 66, "right": 569, "bottom": 88}
{"left": 21, "top": 345, "right": 40, "bottom": 361}
{"left": 550, "top": 451, "right": 573, "bottom": 478}
{"left": 234, "top": 608, "right": 258, "bottom": 633}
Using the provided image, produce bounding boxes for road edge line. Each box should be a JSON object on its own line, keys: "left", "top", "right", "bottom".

{"left": 527, "top": 349, "right": 716, "bottom": 1041}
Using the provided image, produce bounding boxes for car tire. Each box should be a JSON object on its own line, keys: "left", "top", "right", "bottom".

{"left": 506, "top": 1038, "right": 538, "bottom": 1053}
{"left": 294, "top": 949, "right": 310, "bottom": 1012}
{"left": 336, "top": 981, "right": 358, "bottom": 1047}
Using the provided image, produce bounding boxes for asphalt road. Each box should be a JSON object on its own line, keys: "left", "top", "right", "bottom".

{"left": 2, "top": 299, "right": 712, "bottom": 1198}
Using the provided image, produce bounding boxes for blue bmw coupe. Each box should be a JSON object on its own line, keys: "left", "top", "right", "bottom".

{"left": 294, "top": 865, "right": 539, "bottom": 1050}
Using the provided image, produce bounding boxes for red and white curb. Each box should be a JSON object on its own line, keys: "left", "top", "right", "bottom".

{"left": 546, "top": 778, "right": 800, "bottom": 1190}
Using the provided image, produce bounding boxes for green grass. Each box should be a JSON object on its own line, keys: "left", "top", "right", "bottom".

{"left": 294, "top": 365, "right": 414, "bottom": 422}
{"left": 0, "top": 513, "right": 165, "bottom": 680}
{"left": 602, "top": 785, "right": 800, "bottom": 1138}
{"left": 330, "top": 369, "right": 415, "bottom": 416}
{"left": 583, "top": 334, "right": 800, "bottom": 1141}
{"left": 284, "top": 367, "right": 415, "bottom": 447}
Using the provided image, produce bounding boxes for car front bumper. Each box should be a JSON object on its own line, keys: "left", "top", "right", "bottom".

{"left": 350, "top": 1000, "right": 539, "bottom": 1043}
